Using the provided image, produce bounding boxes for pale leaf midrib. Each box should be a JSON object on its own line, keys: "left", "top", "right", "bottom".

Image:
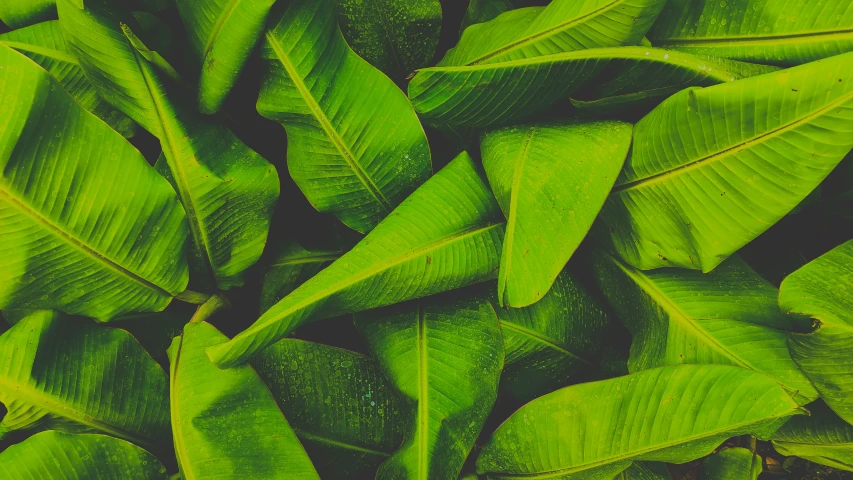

{"left": 498, "top": 320, "right": 595, "bottom": 367}
{"left": 293, "top": 428, "right": 391, "bottom": 457}
{"left": 487, "top": 410, "right": 796, "bottom": 479}
{"left": 201, "top": 0, "right": 242, "bottom": 61}
{"left": 467, "top": 0, "right": 624, "bottom": 65}
{"left": 653, "top": 27, "right": 853, "bottom": 48}
{"left": 417, "top": 302, "right": 429, "bottom": 480}
{"left": 169, "top": 335, "right": 196, "bottom": 480}
{"left": 500, "top": 126, "right": 537, "bottom": 304}
{"left": 130, "top": 47, "right": 218, "bottom": 285}
{"left": 0, "top": 186, "right": 172, "bottom": 297}
{"left": 269, "top": 253, "right": 342, "bottom": 268}
{"left": 614, "top": 86, "right": 853, "bottom": 192}
{"left": 0, "top": 41, "right": 79, "bottom": 64}
{"left": 264, "top": 31, "right": 393, "bottom": 212}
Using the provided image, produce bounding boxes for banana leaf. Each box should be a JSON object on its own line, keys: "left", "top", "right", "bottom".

{"left": 0, "top": 0, "right": 55, "bottom": 28}
{"left": 618, "top": 462, "right": 672, "bottom": 480}
{"left": 259, "top": 239, "right": 347, "bottom": 313}
{"left": 772, "top": 401, "right": 853, "bottom": 472}
{"left": 699, "top": 448, "right": 762, "bottom": 480}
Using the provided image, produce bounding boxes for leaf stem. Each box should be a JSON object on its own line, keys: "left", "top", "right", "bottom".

{"left": 174, "top": 290, "right": 212, "bottom": 305}
{"left": 749, "top": 436, "right": 757, "bottom": 453}
{"left": 189, "top": 294, "right": 230, "bottom": 324}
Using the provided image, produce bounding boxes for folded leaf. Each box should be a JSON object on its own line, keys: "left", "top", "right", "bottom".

{"left": 168, "top": 322, "right": 318, "bottom": 479}
{"left": 0, "top": 44, "right": 188, "bottom": 320}
{"left": 0, "top": 0, "right": 55, "bottom": 29}
{"left": 0, "top": 20, "right": 137, "bottom": 137}
{"left": 593, "top": 252, "right": 818, "bottom": 403}
{"left": 619, "top": 462, "right": 672, "bottom": 480}
{"left": 207, "top": 152, "right": 505, "bottom": 368}
{"left": 781, "top": 240, "right": 853, "bottom": 425}
{"left": 647, "top": 0, "right": 853, "bottom": 66}
{"left": 252, "top": 338, "right": 406, "bottom": 479}
{"left": 258, "top": 0, "right": 431, "bottom": 234}
{"left": 260, "top": 240, "right": 346, "bottom": 313}
{"left": 337, "top": 0, "right": 442, "bottom": 84}
{"left": 0, "top": 312, "right": 170, "bottom": 450}
{"left": 176, "top": 0, "right": 277, "bottom": 113}
{"left": 354, "top": 292, "right": 504, "bottom": 480}
{"left": 0, "top": 431, "right": 168, "bottom": 479}
{"left": 440, "top": 0, "right": 666, "bottom": 67}
{"left": 772, "top": 401, "right": 853, "bottom": 472}
{"left": 482, "top": 121, "right": 632, "bottom": 307}
{"left": 57, "top": 0, "right": 279, "bottom": 291}
{"left": 476, "top": 365, "right": 803, "bottom": 479}
{"left": 599, "top": 52, "right": 853, "bottom": 272}
{"left": 699, "top": 448, "right": 762, "bottom": 480}
{"left": 410, "top": 47, "right": 770, "bottom": 127}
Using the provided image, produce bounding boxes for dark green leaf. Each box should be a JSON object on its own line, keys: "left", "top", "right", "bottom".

{"left": 699, "top": 447, "right": 762, "bottom": 480}
{"left": 772, "top": 401, "right": 853, "bottom": 472}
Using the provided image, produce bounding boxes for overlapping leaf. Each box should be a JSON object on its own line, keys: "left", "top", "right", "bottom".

{"left": 699, "top": 448, "right": 762, "bottom": 480}
{"left": 252, "top": 338, "right": 405, "bottom": 479}
{"left": 207, "top": 152, "right": 505, "bottom": 368}
{"left": 781, "top": 240, "right": 853, "bottom": 425}
{"left": 57, "top": 0, "right": 279, "bottom": 291}
{"left": 593, "top": 252, "right": 818, "bottom": 403}
{"left": 476, "top": 365, "right": 803, "bottom": 479}
{"left": 354, "top": 292, "right": 504, "bottom": 480}
{"left": 337, "top": 0, "right": 442, "bottom": 84}
{"left": 0, "top": 312, "right": 170, "bottom": 451}
{"left": 0, "top": 432, "right": 168, "bottom": 480}
{"left": 482, "top": 121, "right": 632, "bottom": 307}
{"left": 0, "top": 44, "right": 188, "bottom": 320}
{"left": 260, "top": 239, "right": 347, "bottom": 313}
{"left": 620, "top": 462, "right": 673, "bottom": 480}
{"left": 647, "top": 0, "right": 853, "bottom": 66}
{"left": 598, "top": 52, "right": 853, "bottom": 271}
{"left": 168, "top": 321, "right": 318, "bottom": 479}
{"left": 257, "top": 0, "right": 431, "bottom": 233}
{"left": 410, "top": 47, "right": 770, "bottom": 127}
{"left": 772, "top": 401, "right": 853, "bottom": 472}
{"left": 176, "top": 0, "right": 277, "bottom": 113}
{"left": 0, "top": 0, "right": 55, "bottom": 29}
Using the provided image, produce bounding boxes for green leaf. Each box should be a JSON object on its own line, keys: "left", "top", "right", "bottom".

{"left": 476, "top": 365, "right": 803, "bottom": 479}
{"left": 207, "top": 152, "right": 505, "bottom": 368}
{"left": 699, "top": 447, "right": 762, "bottom": 480}
{"left": 0, "top": 312, "right": 170, "bottom": 451}
{"left": 598, "top": 52, "right": 853, "bottom": 272}
{"left": 337, "top": 0, "right": 442, "bottom": 84}
{"left": 252, "top": 338, "right": 406, "bottom": 479}
{"left": 617, "top": 462, "right": 672, "bottom": 480}
{"left": 0, "top": 44, "right": 188, "bottom": 320}
{"left": 593, "top": 252, "right": 818, "bottom": 403}
{"left": 772, "top": 401, "right": 853, "bottom": 472}
{"left": 0, "top": 0, "right": 55, "bottom": 29}
{"left": 57, "top": 0, "right": 279, "bottom": 291}
{"left": 354, "top": 292, "right": 504, "bottom": 480}
{"left": 647, "top": 0, "right": 853, "bottom": 66}
{"left": 176, "top": 0, "right": 277, "bottom": 113}
{"left": 410, "top": 47, "right": 770, "bottom": 128}
{"left": 781, "top": 240, "right": 853, "bottom": 425}
{"left": 0, "top": 20, "right": 137, "bottom": 137}
{"left": 260, "top": 240, "right": 346, "bottom": 313}
{"left": 257, "top": 0, "right": 431, "bottom": 234}
{"left": 439, "top": 0, "right": 666, "bottom": 67}
{"left": 168, "top": 321, "right": 319, "bottom": 479}
{"left": 482, "top": 121, "right": 632, "bottom": 307}
{"left": 0, "top": 431, "right": 168, "bottom": 479}
{"left": 460, "top": 0, "right": 515, "bottom": 32}
{"left": 471, "top": 270, "right": 610, "bottom": 403}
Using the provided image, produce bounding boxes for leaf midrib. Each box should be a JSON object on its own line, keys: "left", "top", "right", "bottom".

{"left": 264, "top": 30, "right": 393, "bottom": 213}
{"left": 654, "top": 27, "right": 853, "bottom": 48}
{"left": 498, "top": 320, "right": 595, "bottom": 367}
{"left": 0, "top": 41, "right": 79, "bottom": 64}
{"left": 201, "top": 0, "right": 242, "bottom": 62}
{"left": 486, "top": 410, "right": 797, "bottom": 478}
{"left": 0, "top": 186, "right": 172, "bottom": 297}
{"left": 169, "top": 335, "right": 197, "bottom": 480}
{"left": 416, "top": 302, "right": 429, "bottom": 480}
{"left": 614, "top": 86, "right": 853, "bottom": 192}
{"left": 293, "top": 428, "right": 391, "bottom": 457}
{"left": 467, "top": 0, "right": 624, "bottom": 65}
{"left": 269, "top": 252, "right": 342, "bottom": 268}
{"left": 499, "top": 126, "right": 536, "bottom": 305}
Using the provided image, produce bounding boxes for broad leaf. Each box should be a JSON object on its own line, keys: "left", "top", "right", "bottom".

{"left": 647, "top": 0, "right": 853, "bottom": 66}
{"left": 0, "top": 0, "right": 55, "bottom": 28}
{"left": 699, "top": 448, "right": 762, "bottom": 480}
{"left": 471, "top": 271, "right": 610, "bottom": 403}
{"left": 176, "top": 0, "right": 277, "bottom": 113}
{"left": 439, "top": 0, "right": 666, "bottom": 67}
{"left": 0, "top": 44, "right": 188, "bottom": 320}
{"left": 337, "top": 0, "right": 442, "bottom": 84}
{"left": 476, "top": 365, "right": 803, "bottom": 479}
{"left": 57, "top": 0, "right": 279, "bottom": 291}
{"left": 593, "top": 252, "right": 818, "bottom": 403}
{"left": 0, "top": 312, "right": 170, "bottom": 451}
{"left": 781, "top": 240, "right": 853, "bottom": 425}
{"left": 260, "top": 239, "right": 346, "bottom": 313}
{"left": 207, "top": 152, "right": 505, "bottom": 368}
{"left": 168, "top": 321, "right": 319, "bottom": 479}
{"left": 354, "top": 292, "right": 504, "bottom": 480}
{"left": 0, "top": 431, "right": 168, "bottom": 479}
{"left": 252, "top": 338, "right": 406, "bottom": 478}
{"left": 618, "top": 462, "right": 672, "bottom": 480}
{"left": 0, "top": 20, "right": 137, "bottom": 137}
{"left": 772, "top": 401, "right": 853, "bottom": 472}
{"left": 460, "top": 0, "right": 514, "bottom": 32}
{"left": 598, "top": 52, "right": 853, "bottom": 272}
{"left": 258, "top": 0, "right": 431, "bottom": 234}
{"left": 410, "top": 47, "right": 770, "bottom": 127}
{"left": 482, "top": 121, "right": 632, "bottom": 307}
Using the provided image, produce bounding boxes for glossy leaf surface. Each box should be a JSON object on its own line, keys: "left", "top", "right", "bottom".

{"left": 772, "top": 401, "right": 853, "bottom": 472}
{"left": 207, "top": 152, "right": 505, "bottom": 368}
